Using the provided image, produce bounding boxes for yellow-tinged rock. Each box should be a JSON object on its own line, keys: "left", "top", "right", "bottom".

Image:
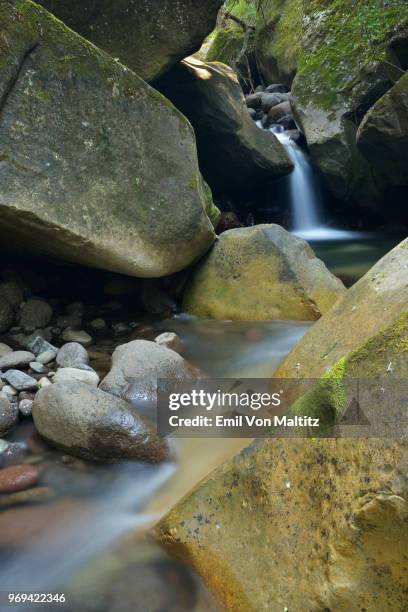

{"left": 183, "top": 224, "right": 346, "bottom": 321}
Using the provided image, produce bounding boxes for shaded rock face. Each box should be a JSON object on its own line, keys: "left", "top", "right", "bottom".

{"left": 156, "top": 242, "right": 408, "bottom": 611}
{"left": 32, "top": 381, "right": 169, "bottom": 463}
{"left": 275, "top": 238, "right": 408, "bottom": 381}
{"left": 183, "top": 224, "right": 345, "bottom": 321}
{"left": 38, "top": 0, "right": 223, "bottom": 83}
{"left": 256, "top": 0, "right": 408, "bottom": 205}
{"left": 357, "top": 71, "right": 408, "bottom": 185}
{"left": 100, "top": 340, "right": 197, "bottom": 418}
{"left": 0, "top": 1, "right": 216, "bottom": 278}
{"left": 156, "top": 58, "right": 293, "bottom": 195}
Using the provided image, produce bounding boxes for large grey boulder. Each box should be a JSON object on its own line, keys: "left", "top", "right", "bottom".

{"left": 0, "top": 1, "right": 217, "bottom": 278}
{"left": 157, "top": 58, "right": 293, "bottom": 194}
{"left": 100, "top": 340, "right": 197, "bottom": 417}
{"left": 357, "top": 71, "right": 408, "bottom": 185}
{"left": 37, "top": 0, "right": 223, "bottom": 83}
{"left": 32, "top": 381, "right": 169, "bottom": 463}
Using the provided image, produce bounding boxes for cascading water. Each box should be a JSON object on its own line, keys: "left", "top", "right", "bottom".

{"left": 259, "top": 123, "right": 366, "bottom": 241}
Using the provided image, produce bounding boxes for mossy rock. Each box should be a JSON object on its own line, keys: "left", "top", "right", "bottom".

{"left": 205, "top": 26, "right": 255, "bottom": 89}
{"left": 183, "top": 224, "right": 345, "bottom": 320}
{"left": 256, "top": 0, "right": 408, "bottom": 204}
{"left": 0, "top": 0, "right": 216, "bottom": 277}
{"left": 37, "top": 0, "right": 223, "bottom": 82}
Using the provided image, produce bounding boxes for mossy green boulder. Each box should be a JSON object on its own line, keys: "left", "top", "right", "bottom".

{"left": 183, "top": 224, "right": 345, "bottom": 320}
{"left": 157, "top": 58, "right": 293, "bottom": 194}
{"left": 156, "top": 241, "right": 408, "bottom": 611}
{"left": 256, "top": 0, "right": 408, "bottom": 204}
{"left": 0, "top": 0, "right": 217, "bottom": 277}
{"left": 357, "top": 71, "right": 408, "bottom": 185}
{"left": 38, "top": 0, "right": 223, "bottom": 82}
{"left": 205, "top": 26, "right": 254, "bottom": 89}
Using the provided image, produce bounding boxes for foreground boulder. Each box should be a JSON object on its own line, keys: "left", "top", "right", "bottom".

{"left": 183, "top": 225, "right": 345, "bottom": 320}
{"left": 38, "top": 0, "right": 223, "bottom": 82}
{"left": 156, "top": 242, "right": 408, "bottom": 610}
{"left": 255, "top": 0, "right": 408, "bottom": 204}
{"left": 157, "top": 437, "right": 408, "bottom": 611}
{"left": 32, "top": 382, "right": 169, "bottom": 463}
{"left": 0, "top": 1, "right": 217, "bottom": 277}
{"left": 156, "top": 58, "right": 293, "bottom": 194}
{"left": 100, "top": 340, "right": 197, "bottom": 417}
{"left": 357, "top": 71, "right": 408, "bottom": 185}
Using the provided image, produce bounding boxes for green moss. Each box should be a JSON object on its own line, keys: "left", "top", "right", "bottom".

{"left": 206, "top": 26, "right": 246, "bottom": 65}
{"left": 296, "top": 0, "right": 408, "bottom": 109}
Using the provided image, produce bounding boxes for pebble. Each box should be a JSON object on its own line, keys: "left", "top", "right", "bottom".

{"left": 19, "top": 298, "right": 53, "bottom": 329}
{"left": 56, "top": 342, "right": 89, "bottom": 367}
{"left": 0, "top": 396, "right": 18, "bottom": 436}
{"left": 27, "top": 336, "right": 57, "bottom": 357}
{"left": 29, "top": 361, "right": 47, "bottom": 374}
{"left": 1, "top": 442, "right": 27, "bottom": 467}
{"left": 154, "top": 332, "right": 183, "bottom": 354}
{"left": 3, "top": 370, "right": 38, "bottom": 391}
{"left": 19, "top": 398, "right": 33, "bottom": 417}
{"left": 54, "top": 367, "right": 100, "bottom": 387}
{"left": 0, "top": 351, "right": 35, "bottom": 369}
{"left": 36, "top": 349, "right": 57, "bottom": 365}
{"left": 90, "top": 318, "right": 106, "bottom": 330}
{"left": 1, "top": 385, "right": 18, "bottom": 398}
{"left": 0, "top": 464, "right": 39, "bottom": 493}
{"left": 0, "top": 343, "right": 12, "bottom": 358}
{"left": 0, "top": 439, "right": 9, "bottom": 454}
{"left": 112, "top": 322, "right": 128, "bottom": 335}
{"left": 62, "top": 329, "right": 93, "bottom": 346}
{"left": 0, "top": 486, "right": 54, "bottom": 508}
{"left": 38, "top": 377, "right": 52, "bottom": 388}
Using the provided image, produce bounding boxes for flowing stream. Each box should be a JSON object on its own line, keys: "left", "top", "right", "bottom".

{"left": 0, "top": 318, "right": 310, "bottom": 609}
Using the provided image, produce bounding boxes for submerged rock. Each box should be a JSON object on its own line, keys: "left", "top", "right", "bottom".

{"left": 157, "top": 58, "right": 293, "bottom": 194}
{"left": 0, "top": 1, "right": 216, "bottom": 278}
{"left": 0, "top": 464, "right": 39, "bottom": 494}
{"left": 38, "top": 0, "right": 223, "bottom": 82}
{"left": 183, "top": 224, "right": 345, "bottom": 321}
{"left": 100, "top": 340, "right": 197, "bottom": 417}
{"left": 357, "top": 71, "right": 408, "bottom": 185}
{"left": 0, "top": 351, "right": 34, "bottom": 370}
{"left": 32, "top": 382, "right": 170, "bottom": 463}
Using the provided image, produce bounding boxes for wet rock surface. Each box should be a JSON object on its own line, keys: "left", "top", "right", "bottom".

{"left": 33, "top": 381, "right": 170, "bottom": 464}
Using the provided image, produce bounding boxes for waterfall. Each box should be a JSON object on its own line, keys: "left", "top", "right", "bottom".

{"left": 259, "top": 123, "right": 365, "bottom": 241}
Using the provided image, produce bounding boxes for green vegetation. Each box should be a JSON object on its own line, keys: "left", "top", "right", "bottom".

{"left": 296, "top": 0, "right": 408, "bottom": 108}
